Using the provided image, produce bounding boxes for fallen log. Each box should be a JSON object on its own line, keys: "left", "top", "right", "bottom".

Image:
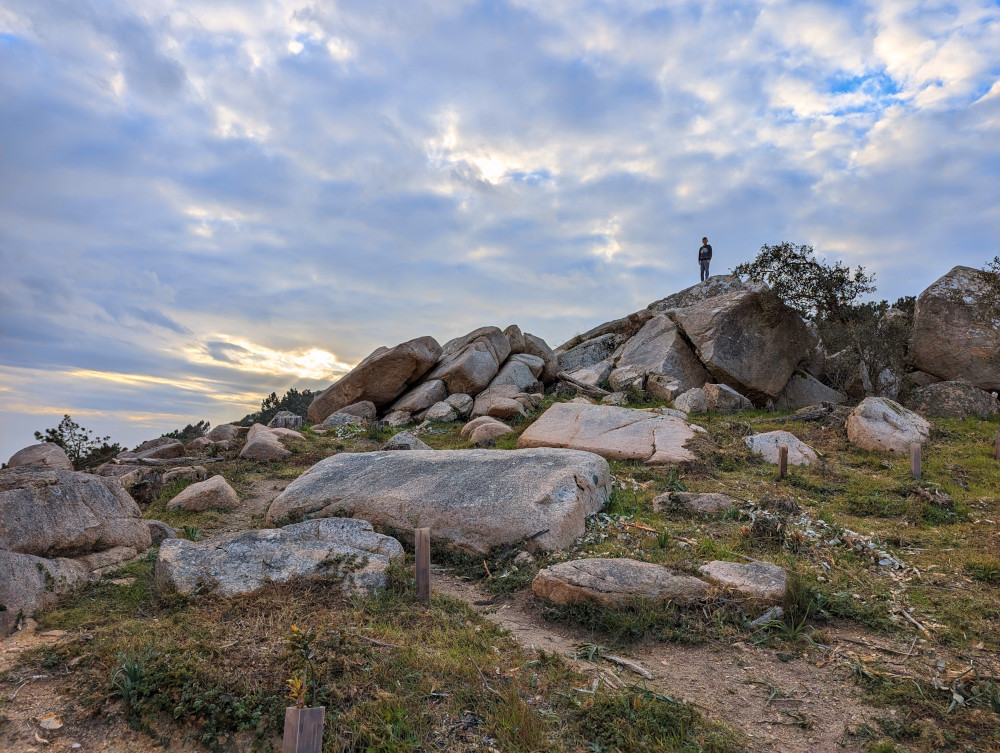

{"left": 112, "top": 457, "right": 228, "bottom": 467}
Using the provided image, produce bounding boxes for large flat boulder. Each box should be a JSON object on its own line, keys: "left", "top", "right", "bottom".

{"left": 532, "top": 558, "right": 709, "bottom": 606}
{"left": 905, "top": 380, "right": 999, "bottom": 419}
{"left": 265, "top": 449, "right": 610, "bottom": 554}
{"left": 611, "top": 316, "right": 711, "bottom": 393}
{"left": 516, "top": 402, "right": 700, "bottom": 464}
{"left": 669, "top": 287, "right": 817, "bottom": 401}
{"left": 6, "top": 443, "right": 74, "bottom": 471}
{"left": 155, "top": 518, "right": 403, "bottom": 597}
{"left": 0, "top": 466, "right": 151, "bottom": 558}
{"left": 424, "top": 327, "right": 510, "bottom": 396}
{"left": 910, "top": 266, "right": 1000, "bottom": 392}
{"left": 846, "top": 397, "right": 930, "bottom": 453}
{"left": 308, "top": 336, "right": 442, "bottom": 422}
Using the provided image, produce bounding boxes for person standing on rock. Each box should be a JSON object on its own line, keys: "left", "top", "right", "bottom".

{"left": 698, "top": 237, "right": 713, "bottom": 282}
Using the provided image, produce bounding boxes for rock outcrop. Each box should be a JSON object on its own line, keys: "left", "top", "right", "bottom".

{"left": 532, "top": 558, "right": 709, "bottom": 606}
{"left": 610, "top": 316, "right": 712, "bottom": 393}
{"left": 425, "top": 327, "right": 510, "bottom": 396}
{"left": 155, "top": 518, "right": 403, "bottom": 597}
{"left": 846, "top": 397, "right": 930, "bottom": 453}
{"left": 516, "top": 402, "right": 700, "bottom": 464}
{"left": 669, "top": 287, "right": 817, "bottom": 401}
{"left": 119, "top": 437, "right": 186, "bottom": 461}
{"left": 268, "top": 411, "right": 304, "bottom": 430}
{"left": 308, "top": 336, "right": 442, "bottom": 422}
{"left": 905, "top": 380, "right": 999, "bottom": 419}
{"left": 910, "top": 266, "right": 1000, "bottom": 392}
{"left": 265, "top": 449, "right": 610, "bottom": 554}
{"left": 776, "top": 373, "right": 846, "bottom": 410}
{"left": 6, "top": 443, "right": 74, "bottom": 471}
{"left": 239, "top": 423, "right": 300, "bottom": 461}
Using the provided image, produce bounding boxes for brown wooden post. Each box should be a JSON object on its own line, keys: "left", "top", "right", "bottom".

{"left": 415, "top": 527, "right": 431, "bottom": 601}
{"left": 910, "top": 443, "right": 921, "bottom": 479}
{"left": 994, "top": 430, "right": 1000, "bottom": 460}
{"left": 282, "top": 706, "right": 324, "bottom": 753}
{"left": 778, "top": 445, "right": 788, "bottom": 479}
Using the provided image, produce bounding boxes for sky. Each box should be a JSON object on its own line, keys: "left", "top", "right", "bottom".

{"left": 2, "top": 0, "right": 999, "bottom": 461}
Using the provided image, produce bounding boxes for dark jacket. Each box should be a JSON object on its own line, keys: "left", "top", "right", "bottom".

{"left": 698, "top": 244, "right": 713, "bottom": 262}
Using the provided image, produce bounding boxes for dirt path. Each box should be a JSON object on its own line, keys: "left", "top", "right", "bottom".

{"left": 434, "top": 575, "right": 880, "bottom": 753}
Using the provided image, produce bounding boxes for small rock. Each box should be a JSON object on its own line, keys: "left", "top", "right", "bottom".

{"left": 383, "top": 432, "right": 432, "bottom": 451}
{"left": 166, "top": 475, "right": 239, "bottom": 512}
{"left": 743, "top": 430, "right": 817, "bottom": 466}
{"left": 654, "top": 492, "right": 737, "bottom": 515}
{"left": 674, "top": 388, "right": 708, "bottom": 414}
{"left": 532, "top": 558, "right": 709, "bottom": 606}
{"left": 601, "top": 391, "right": 628, "bottom": 405}
{"left": 700, "top": 560, "right": 787, "bottom": 603}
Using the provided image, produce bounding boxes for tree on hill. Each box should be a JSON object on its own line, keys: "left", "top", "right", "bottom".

{"left": 733, "top": 242, "right": 909, "bottom": 395}
{"left": 238, "top": 388, "right": 315, "bottom": 426}
{"left": 34, "top": 414, "right": 122, "bottom": 470}
{"left": 162, "top": 420, "right": 211, "bottom": 443}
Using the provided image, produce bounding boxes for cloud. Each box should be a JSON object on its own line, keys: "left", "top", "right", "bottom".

{"left": 1, "top": 0, "right": 1000, "bottom": 461}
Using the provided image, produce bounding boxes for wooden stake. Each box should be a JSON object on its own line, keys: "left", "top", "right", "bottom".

{"left": 910, "top": 443, "right": 921, "bottom": 480}
{"left": 282, "top": 706, "right": 324, "bottom": 753}
{"left": 415, "top": 527, "right": 431, "bottom": 601}
{"left": 994, "top": 430, "right": 1000, "bottom": 460}
{"left": 778, "top": 445, "right": 788, "bottom": 479}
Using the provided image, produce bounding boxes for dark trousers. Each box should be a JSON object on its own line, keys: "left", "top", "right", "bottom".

{"left": 699, "top": 259, "right": 710, "bottom": 281}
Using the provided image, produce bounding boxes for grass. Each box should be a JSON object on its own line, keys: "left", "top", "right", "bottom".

{"left": 20, "top": 555, "right": 739, "bottom": 753}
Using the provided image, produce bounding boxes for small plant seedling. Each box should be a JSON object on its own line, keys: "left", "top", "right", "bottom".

{"left": 182, "top": 526, "right": 203, "bottom": 541}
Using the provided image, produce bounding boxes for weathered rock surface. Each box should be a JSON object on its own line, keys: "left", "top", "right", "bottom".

{"left": 382, "top": 410, "right": 413, "bottom": 427}
{"left": 265, "top": 449, "right": 610, "bottom": 554}
{"left": 700, "top": 560, "right": 787, "bottom": 603}
{"left": 0, "top": 550, "right": 90, "bottom": 636}
{"left": 522, "top": 333, "right": 560, "bottom": 383}
{"left": 743, "top": 431, "right": 817, "bottom": 466}
{"left": 556, "top": 312, "right": 652, "bottom": 353}
{"left": 444, "top": 393, "right": 474, "bottom": 419}
{"left": 669, "top": 287, "right": 816, "bottom": 401}
{"left": 487, "top": 398, "right": 526, "bottom": 419}
{"left": 155, "top": 518, "right": 404, "bottom": 597}
{"left": 906, "top": 380, "right": 999, "bottom": 419}
{"left": 0, "top": 466, "right": 151, "bottom": 557}
{"left": 268, "top": 411, "right": 304, "bottom": 430}
{"left": 383, "top": 431, "right": 432, "bottom": 451}
{"left": 166, "top": 475, "right": 240, "bottom": 511}
{"left": 338, "top": 401, "right": 378, "bottom": 421}
{"left": 239, "top": 424, "right": 294, "bottom": 461}
{"left": 601, "top": 391, "right": 627, "bottom": 406}
{"left": 119, "top": 437, "right": 186, "bottom": 461}
{"left": 846, "top": 397, "right": 930, "bottom": 453}
{"left": 910, "top": 266, "right": 1000, "bottom": 392}
{"left": 309, "top": 336, "right": 442, "bottom": 422}
{"left": 205, "top": 424, "right": 243, "bottom": 442}
{"left": 162, "top": 465, "right": 208, "bottom": 484}
{"left": 426, "top": 327, "right": 510, "bottom": 396}
{"left": 391, "top": 380, "right": 448, "bottom": 414}
{"left": 647, "top": 275, "right": 747, "bottom": 314}
{"left": 532, "top": 558, "right": 709, "bottom": 606}
{"left": 471, "top": 384, "right": 521, "bottom": 418}
{"left": 6, "top": 443, "right": 74, "bottom": 471}
{"left": 613, "top": 316, "right": 712, "bottom": 393}
{"left": 461, "top": 416, "right": 505, "bottom": 439}
{"left": 424, "top": 401, "right": 459, "bottom": 422}
{"left": 776, "top": 373, "right": 846, "bottom": 410}
{"left": 703, "top": 383, "right": 752, "bottom": 413}
{"left": 516, "top": 402, "right": 699, "bottom": 464}
{"left": 608, "top": 365, "right": 645, "bottom": 393}
{"left": 488, "top": 357, "right": 543, "bottom": 395}
{"left": 470, "top": 421, "right": 514, "bottom": 445}
{"left": 563, "top": 360, "right": 614, "bottom": 389}
{"left": 646, "top": 374, "right": 682, "bottom": 402}
{"left": 673, "top": 388, "right": 708, "bottom": 414}
{"left": 557, "top": 333, "right": 620, "bottom": 372}
{"left": 503, "top": 324, "right": 526, "bottom": 354}
{"left": 654, "top": 492, "right": 737, "bottom": 515}
{"left": 146, "top": 520, "right": 177, "bottom": 545}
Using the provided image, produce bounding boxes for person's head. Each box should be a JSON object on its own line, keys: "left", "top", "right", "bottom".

{"left": 702, "top": 237, "right": 708, "bottom": 244}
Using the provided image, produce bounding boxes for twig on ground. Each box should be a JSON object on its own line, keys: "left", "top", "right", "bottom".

{"left": 468, "top": 654, "right": 502, "bottom": 696}
{"left": 603, "top": 654, "right": 654, "bottom": 680}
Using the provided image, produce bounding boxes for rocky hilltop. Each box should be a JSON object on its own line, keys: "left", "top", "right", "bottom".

{"left": 2, "top": 265, "right": 999, "bottom": 753}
